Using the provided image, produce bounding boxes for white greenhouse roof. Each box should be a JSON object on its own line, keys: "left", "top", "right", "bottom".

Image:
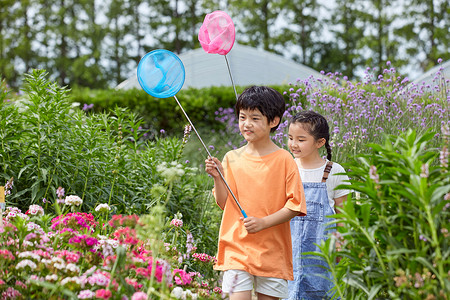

{"left": 116, "top": 43, "right": 322, "bottom": 90}
{"left": 411, "top": 60, "right": 450, "bottom": 87}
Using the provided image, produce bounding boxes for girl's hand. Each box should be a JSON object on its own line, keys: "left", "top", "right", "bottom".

{"left": 333, "top": 231, "right": 343, "bottom": 263}
{"left": 241, "top": 216, "right": 267, "bottom": 233}
{"left": 205, "top": 157, "right": 223, "bottom": 179}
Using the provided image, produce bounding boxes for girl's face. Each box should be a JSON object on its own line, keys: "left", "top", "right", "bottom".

{"left": 288, "top": 122, "right": 325, "bottom": 159}
{"left": 238, "top": 108, "right": 278, "bottom": 143}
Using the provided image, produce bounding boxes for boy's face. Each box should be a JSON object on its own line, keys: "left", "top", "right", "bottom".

{"left": 238, "top": 108, "right": 279, "bottom": 143}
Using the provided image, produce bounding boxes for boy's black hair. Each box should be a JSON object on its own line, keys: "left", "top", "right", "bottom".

{"left": 289, "top": 110, "right": 332, "bottom": 161}
{"left": 235, "top": 86, "right": 285, "bottom": 133}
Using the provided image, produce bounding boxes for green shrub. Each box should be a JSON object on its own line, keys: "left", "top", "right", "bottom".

{"left": 68, "top": 85, "right": 292, "bottom": 136}
{"left": 318, "top": 129, "right": 449, "bottom": 299}
{"left": 0, "top": 70, "right": 220, "bottom": 255}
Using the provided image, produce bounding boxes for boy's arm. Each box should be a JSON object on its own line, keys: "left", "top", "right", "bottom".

{"left": 241, "top": 207, "right": 298, "bottom": 234}
{"left": 205, "top": 157, "right": 228, "bottom": 209}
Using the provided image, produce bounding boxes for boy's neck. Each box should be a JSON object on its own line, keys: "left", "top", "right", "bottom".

{"left": 244, "top": 139, "right": 279, "bottom": 157}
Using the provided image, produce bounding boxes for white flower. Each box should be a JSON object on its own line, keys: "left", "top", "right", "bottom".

{"left": 95, "top": 203, "right": 111, "bottom": 213}
{"left": 51, "top": 257, "right": 64, "bottom": 264}
{"left": 16, "top": 259, "right": 37, "bottom": 270}
{"left": 27, "top": 222, "right": 44, "bottom": 234}
{"left": 65, "top": 195, "right": 83, "bottom": 206}
{"left": 18, "top": 251, "right": 41, "bottom": 261}
{"left": 107, "top": 239, "right": 119, "bottom": 248}
{"left": 45, "top": 274, "right": 58, "bottom": 281}
{"left": 28, "top": 204, "right": 44, "bottom": 216}
{"left": 54, "top": 262, "right": 66, "bottom": 270}
{"left": 61, "top": 277, "right": 81, "bottom": 286}
{"left": 22, "top": 241, "right": 33, "bottom": 248}
{"left": 171, "top": 287, "right": 184, "bottom": 299}
{"left": 157, "top": 161, "right": 185, "bottom": 182}
{"left": 66, "top": 263, "right": 80, "bottom": 273}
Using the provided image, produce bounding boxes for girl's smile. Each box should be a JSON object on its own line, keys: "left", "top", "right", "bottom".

{"left": 288, "top": 123, "right": 325, "bottom": 162}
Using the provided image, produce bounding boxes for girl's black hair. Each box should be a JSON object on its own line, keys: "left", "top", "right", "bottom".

{"left": 289, "top": 110, "right": 332, "bottom": 160}
{"left": 235, "top": 86, "right": 285, "bottom": 133}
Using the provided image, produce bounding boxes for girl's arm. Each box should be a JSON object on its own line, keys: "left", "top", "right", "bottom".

{"left": 334, "top": 194, "right": 347, "bottom": 227}
{"left": 334, "top": 194, "right": 348, "bottom": 263}
{"left": 241, "top": 207, "right": 298, "bottom": 233}
{"left": 205, "top": 157, "right": 228, "bottom": 209}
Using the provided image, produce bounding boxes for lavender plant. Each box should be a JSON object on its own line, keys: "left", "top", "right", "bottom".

{"left": 214, "top": 60, "right": 449, "bottom": 165}
{"left": 278, "top": 60, "right": 449, "bottom": 163}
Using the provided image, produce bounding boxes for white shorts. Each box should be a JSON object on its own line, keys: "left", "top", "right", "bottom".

{"left": 222, "top": 269, "right": 288, "bottom": 299}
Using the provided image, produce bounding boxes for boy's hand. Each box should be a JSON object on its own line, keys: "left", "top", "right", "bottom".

{"left": 205, "top": 157, "right": 223, "bottom": 179}
{"left": 241, "top": 216, "right": 267, "bottom": 233}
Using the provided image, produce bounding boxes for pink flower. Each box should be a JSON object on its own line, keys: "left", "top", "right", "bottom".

{"left": 170, "top": 218, "right": 183, "bottom": 227}
{"left": 54, "top": 250, "right": 80, "bottom": 263}
{"left": 51, "top": 212, "right": 98, "bottom": 232}
{"left": 192, "top": 252, "right": 217, "bottom": 263}
{"left": 88, "top": 272, "right": 110, "bottom": 286}
{"left": 0, "top": 249, "right": 15, "bottom": 261}
{"left": 78, "top": 290, "right": 95, "bottom": 299}
{"left": 147, "top": 260, "right": 164, "bottom": 282}
{"left": 95, "top": 289, "right": 112, "bottom": 299}
{"left": 1, "top": 287, "right": 21, "bottom": 299}
{"left": 131, "top": 291, "right": 148, "bottom": 300}
{"left": 173, "top": 269, "right": 192, "bottom": 286}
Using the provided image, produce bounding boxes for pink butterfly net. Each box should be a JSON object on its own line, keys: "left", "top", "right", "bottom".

{"left": 198, "top": 11, "right": 235, "bottom": 55}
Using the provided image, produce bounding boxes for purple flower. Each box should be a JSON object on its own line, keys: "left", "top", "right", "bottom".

{"left": 420, "top": 163, "right": 429, "bottom": 178}
{"left": 56, "top": 186, "right": 65, "bottom": 198}
{"left": 82, "top": 103, "right": 94, "bottom": 111}
{"left": 369, "top": 165, "right": 379, "bottom": 184}
{"left": 419, "top": 235, "right": 427, "bottom": 242}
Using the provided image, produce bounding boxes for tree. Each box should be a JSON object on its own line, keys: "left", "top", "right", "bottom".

{"left": 327, "top": 0, "right": 365, "bottom": 78}
{"left": 359, "top": 0, "right": 403, "bottom": 75}
{"left": 150, "top": 0, "right": 204, "bottom": 54}
{"left": 276, "top": 0, "right": 323, "bottom": 67}
{"left": 69, "top": 0, "right": 107, "bottom": 88}
{"left": 105, "top": 0, "right": 133, "bottom": 86}
{"left": 229, "top": 0, "right": 282, "bottom": 52}
{"left": 0, "top": 0, "right": 19, "bottom": 86}
{"left": 396, "top": 0, "right": 450, "bottom": 71}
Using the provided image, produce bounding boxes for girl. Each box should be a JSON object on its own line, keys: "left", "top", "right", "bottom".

{"left": 286, "top": 110, "right": 350, "bottom": 300}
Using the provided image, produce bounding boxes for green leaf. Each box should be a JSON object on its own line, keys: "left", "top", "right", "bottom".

{"left": 415, "top": 256, "right": 439, "bottom": 275}
{"left": 368, "top": 284, "right": 383, "bottom": 300}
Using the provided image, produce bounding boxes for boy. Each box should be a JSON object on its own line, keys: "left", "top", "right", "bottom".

{"left": 205, "top": 86, "right": 306, "bottom": 300}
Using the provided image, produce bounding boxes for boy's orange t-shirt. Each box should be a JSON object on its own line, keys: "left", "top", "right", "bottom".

{"left": 213, "top": 148, "right": 306, "bottom": 280}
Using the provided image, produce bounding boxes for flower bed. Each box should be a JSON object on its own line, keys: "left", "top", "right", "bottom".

{"left": 0, "top": 203, "right": 222, "bottom": 299}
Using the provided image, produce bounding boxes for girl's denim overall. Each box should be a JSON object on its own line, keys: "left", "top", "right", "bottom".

{"left": 287, "top": 165, "right": 336, "bottom": 300}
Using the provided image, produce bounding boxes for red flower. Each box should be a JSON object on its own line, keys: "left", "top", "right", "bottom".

{"left": 95, "top": 288, "right": 112, "bottom": 299}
